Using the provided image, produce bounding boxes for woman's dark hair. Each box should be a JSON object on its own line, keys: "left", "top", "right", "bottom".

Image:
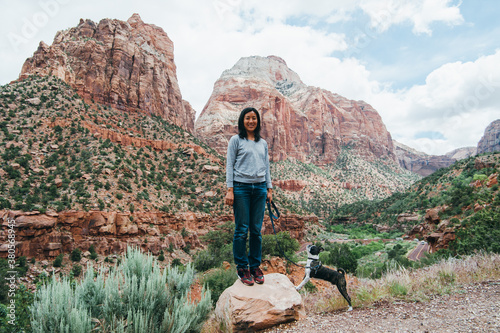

{"left": 238, "top": 107, "right": 261, "bottom": 141}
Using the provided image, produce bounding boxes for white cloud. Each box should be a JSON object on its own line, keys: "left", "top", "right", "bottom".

{"left": 368, "top": 50, "right": 500, "bottom": 154}
{"left": 360, "top": 0, "right": 464, "bottom": 35}
{"left": 239, "top": 0, "right": 357, "bottom": 22}
{"left": 1, "top": 0, "right": 496, "bottom": 157}
{"left": 173, "top": 21, "right": 348, "bottom": 116}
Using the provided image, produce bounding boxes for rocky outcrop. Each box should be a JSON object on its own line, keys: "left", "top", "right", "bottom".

{"left": 474, "top": 154, "right": 498, "bottom": 171}
{"left": 19, "top": 14, "right": 195, "bottom": 132}
{"left": 407, "top": 206, "right": 456, "bottom": 252}
{"left": 395, "top": 119, "right": 500, "bottom": 176}
{"left": 477, "top": 119, "right": 500, "bottom": 154}
{"left": 215, "top": 273, "right": 305, "bottom": 331}
{"left": 445, "top": 147, "right": 477, "bottom": 160}
{"left": 262, "top": 214, "right": 316, "bottom": 242}
{"left": 0, "top": 210, "right": 310, "bottom": 259}
{"left": 274, "top": 180, "right": 309, "bottom": 192}
{"left": 394, "top": 140, "right": 457, "bottom": 177}
{"left": 48, "top": 119, "right": 219, "bottom": 163}
{"left": 195, "top": 56, "right": 397, "bottom": 166}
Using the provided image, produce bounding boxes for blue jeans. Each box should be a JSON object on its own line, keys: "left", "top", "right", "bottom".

{"left": 233, "top": 181, "right": 267, "bottom": 270}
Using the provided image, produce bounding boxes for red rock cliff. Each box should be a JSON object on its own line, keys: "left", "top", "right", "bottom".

{"left": 195, "top": 55, "right": 397, "bottom": 165}
{"left": 0, "top": 210, "right": 310, "bottom": 259}
{"left": 19, "top": 13, "right": 195, "bottom": 132}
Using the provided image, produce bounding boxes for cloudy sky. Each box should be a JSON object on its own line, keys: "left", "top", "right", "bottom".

{"left": 1, "top": 0, "right": 499, "bottom": 155}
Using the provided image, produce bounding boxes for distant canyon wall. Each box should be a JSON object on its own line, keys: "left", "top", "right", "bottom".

{"left": 195, "top": 56, "right": 397, "bottom": 166}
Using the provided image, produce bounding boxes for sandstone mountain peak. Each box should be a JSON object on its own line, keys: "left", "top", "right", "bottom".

{"left": 20, "top": 14, "right": 195, "bottom": 132}
{"left": 196, "top": 55, "right": 397, "bottom": 165}
{"left": 127, "top": 13, "right": 144, "bottom": 25}
{"left": 221, "top": 55, "right": 305, "bottom": 91}
{"left": 477, "top": 119, "right": 500, "bottom": 154}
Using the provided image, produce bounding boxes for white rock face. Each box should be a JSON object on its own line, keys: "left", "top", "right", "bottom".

{"left": 220, "top": 55, "right": 306, "bottom": 89}
{"left": 215, "top": 273, "right": 305, "bottom": 331}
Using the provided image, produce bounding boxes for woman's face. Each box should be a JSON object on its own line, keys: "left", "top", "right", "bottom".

{"left": 243, "top": 111, "right": 258, "bottom": 134}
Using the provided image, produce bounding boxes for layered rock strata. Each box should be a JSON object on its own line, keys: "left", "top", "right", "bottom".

{"left": 19, "top": 14, "right": 195, "bottom": 132}
{"left": 195, "top": 56, "right": 397, "bottom": 165}
{"left": 0, "top": 210, "right": 310, "bottom": 259}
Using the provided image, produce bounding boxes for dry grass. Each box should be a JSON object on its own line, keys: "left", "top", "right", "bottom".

{"left": 303, "top": 252, "right": 500, "bottom": 313}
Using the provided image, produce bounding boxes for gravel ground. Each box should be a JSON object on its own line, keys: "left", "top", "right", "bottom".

{"left": 263, "top": 281, "right": 500, "bottom": 333}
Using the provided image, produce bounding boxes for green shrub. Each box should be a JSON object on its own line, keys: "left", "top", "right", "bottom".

{"left": 53, "top": 254, "right": 64, "bottom": 267}
{"left": 262, "top": 231, "right": 299, "bottom": 259}
{"left": 324, "top": 243, "right": 358, "bottom": 274}
{"left": 202, "top": 266, "right": 237, "bottom": 306}
{"left": 356, "top": 261, "right": 385, "bottom": 279}
{"left": 30, "top": 247, "right": 212, "bottom": 333}
{"left": 449, "top": 209, "right": 500, "bottom": 255}
{"left": 0, "top": 284, "right": 34, "bottom": 333}
{"left": 71, "top": 264, "right": 82, "bottom": 277}
{"left": 194, "top": 222, "right": 235, "bottom": 272}
{"left": 171, "top": 258, "right": 183, "bottom": 268}
{"left": 352, "top": 241, "right": 385, "bottom": 259}
{"left": 304, "top": 281, "right": 317, "bottom": 292}
{"left": 71, "top": 248, "right": 82, "bottom": 262}
{"left": 389, "top": 281, "right": 408, "bottom": 297}
{"left": 89, "top": 245, "right": 98, "bottom": 261}
{"left": 194, "top": 249, "right": 220, "bottom": 272}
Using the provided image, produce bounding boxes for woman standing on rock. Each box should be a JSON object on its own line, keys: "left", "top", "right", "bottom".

{"left": 225, "top": 107, "right": 273, "bottom": 286}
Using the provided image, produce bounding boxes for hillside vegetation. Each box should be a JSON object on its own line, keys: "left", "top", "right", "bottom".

{"left": 0, "top": 76, "right": 304, "bottom": 216}
{"left": 331, "top": 152, "right": 500, "bottom": 255}
{"left": 1, "top": 75, "right": 418, "bottom": 219}
{"left": 271, "top": 150, "right": 420, "bottom": 218}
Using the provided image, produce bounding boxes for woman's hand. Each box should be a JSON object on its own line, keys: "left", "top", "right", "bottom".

{"left": 225, "top": 188, "right": 234, "bottom": 206}
{"left": 267, "top": 188, "right": 273, "bottom": 203}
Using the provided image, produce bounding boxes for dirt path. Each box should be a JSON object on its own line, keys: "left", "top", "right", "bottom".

{"left": 263, "top": 281, "right": 500, "bottom": 333}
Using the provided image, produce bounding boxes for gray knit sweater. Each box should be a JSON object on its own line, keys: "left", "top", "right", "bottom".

{"left": 226, "top": 135, "right": 272, "bottom": 189}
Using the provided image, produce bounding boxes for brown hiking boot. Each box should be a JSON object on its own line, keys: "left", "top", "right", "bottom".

{"left": 237, "top": 268, "right": 254, "bottom": 286}
{"left": 250, "top": 267, "right": 264, "bottom": 284}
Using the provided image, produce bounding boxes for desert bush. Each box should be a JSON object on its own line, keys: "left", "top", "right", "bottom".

{"left": 194, "top": 249, "right": 221, "bottom": 272}
{"left": 0, "top": 284, "right": 34, "bottom": 333}
{"left": 158, "top": 250, "right": 165, "bottom": 262}
{"left": 352, "top": 241, "right": 385, "bottom": 259}
{"left": 194, "top": 222, "right": 234, "bottom": 272}
{"left": 53, "top": 254, "right": 64, "bottom": 267}
{"left": 194, "top": 244, "right": 233, "bottom": 272}
{"left": 323, "top": 243, "right": 358, "bottom": 274}
{"left": 72, "top": 264, "right": 82, "bottom": 277}
{"left": 449, "top": 209, "right": 500, "bottom": 255}
{"left": 201, "top": 266, "right": 238, "bottom": 306}
{"left": 262, "top": 231, "right": 300, "bottom": 259}
{"left": 31, "top": 247, "right": 212, "bottom": 332}
{"left": 71, "top": 248, "right": 81, "bottom": 262}
{"left": 89, "top": 245, "right": 98, "bottom": 261}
